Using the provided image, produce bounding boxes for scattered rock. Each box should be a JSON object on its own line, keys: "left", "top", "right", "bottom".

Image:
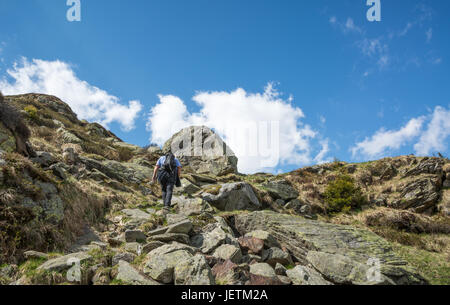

{"left": 174, "top": 178, "right": 201, "bottom": 195}
{"left": 37, "top": 252, "right": 92, "bottom": 272}
{"left": 173, "top": 197, "right": 214, "bottom": 216}
{"left": 125, "top": 230, "right": 147, "bottom": 243}
{"left": 142, "top": 241, "right": 165, "bottom": 254}
{"left": 262, "top": 179, "right": 299, "bottom": 201}
{"left": 116, "top": 260, "right": 159, "bottom": 285}
{"left": 143, "top": 243, "right": 194, "bottom": 283}
{"left": 23, "top": 251, "right": 49, "bottom": 260}
{"left": 212, "top": 260, "right": 250, "bottom": 285}
{"left": 112, "top": 252, "right": 136, "bottom": 266}
{"left": 174, "top": 255, "right": 215, "bottom": 285}
{"left": 191, "top": 220, "right": 239, "bottom": 254}
{"left": 248, "top": 263, "right": 283, "bottom": 285}
{"left": 166, "top": 220, "right": 193, "bottom": 234}
{"left": 244, "top": 230, "right": 280, "bottom": 249}
{"left": 286, "top": 265, "right": 332, "bottom": 285}
{"left": 124, "top": 242, "right": 142, "bottom": 255}
{"left": 213, "top": 244, "right": 242, "bottom": 264}
{"left": 203, "top": 182, "right": 261, "bottom": 211}
{"left": 31, "top": 151, "right": 56, "bottom": 167}
{"left": 234, "top": 211, "right": 427, "bottom": 285}
{"left": 148, "top": 233, "right": 191, "bottom": 245}
{"left": 237, "top": 236, "right": 264, "bottom": 254}
{"left": 274, "top": 263, "right": 287, "bottom": 276}
{"left": 261, "top": 247, "right": 292, "bottom": 267}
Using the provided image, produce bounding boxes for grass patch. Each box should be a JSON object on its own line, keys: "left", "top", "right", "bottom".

{"left": 392, "top": 243, "right": 450, "bottom": 285}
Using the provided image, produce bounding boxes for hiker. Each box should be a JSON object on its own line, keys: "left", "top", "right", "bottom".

{"left": 152, "top": 152, "right": 182, "bottom": 211}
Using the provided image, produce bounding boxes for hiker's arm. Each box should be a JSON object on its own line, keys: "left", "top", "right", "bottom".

{"left": 178, "top": 166, "right": 182, "bottom": 178}
{"left": 152, "top": 165, "right": 160, "bottom": 182}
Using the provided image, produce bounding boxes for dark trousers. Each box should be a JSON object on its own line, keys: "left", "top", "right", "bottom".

{"left": 161, "top": 181, "right": 175, "bottom": 208}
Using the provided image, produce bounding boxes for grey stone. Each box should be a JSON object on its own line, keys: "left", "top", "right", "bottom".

{"left": 23, "top": 251, "right": 49, "bottom": 260}
{"left": 174, "top": 255, "right": 215, "bottom": 285}
{"left": 234, "top": 211, "right": 427, "bottom": 285}
{"left": 261, "top": 247, "right": 292, "bottom": 267}
{"left": 163, "top": 126, "right": 238, "bottom": 176}
{"left": 143, "top": 243, "right": 195, "bottom": 283}
{"left": 148, "top": 233, "right": 190, "bottom": 245}
{"left": 286, "top": 265, "right": 332, "bottom": 285}
{"left": 262, "top": 179, "right": 299, "bottom": 201}
{"left": 244, "top": 230, "right": 280, "bottom": 249}
{"left": 249, "top": 263, "right": 276, "bottom": 278}
{"left": 125, "top": 230, "right": 147, "bottom": 243}
{"left": 112, "top": 252, "right": 137, "bottom": 266}
{"left": 213, "top": 244, "right": 243, "bottom": 264}
{"left": 116, "top": 260, "right": 159, "bottom": 285}
{"left": 202, "top": 182, "right": 261, "bottom": 211}
{"left": 274, "top": 263, "right": 287, "bottom": 276}
{"left": 37, "top": 252, "right": 92, "bottom": 272}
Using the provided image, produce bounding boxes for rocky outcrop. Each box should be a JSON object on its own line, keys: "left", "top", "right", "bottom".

{"left": 202, "top": 182, "right": 261, "bottom": 211}
{"left": 163, "top": 126, "right": 238, "bottom": 176}
{"left": 261, "top": 180, "right": 299, "bottom": 202}
{"left": 234, "top": 211, "right": 427, "bottom": 285}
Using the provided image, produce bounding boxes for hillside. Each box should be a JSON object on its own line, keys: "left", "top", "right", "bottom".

{"left": 0, "top": 93, "right": 449, "bottom": 285}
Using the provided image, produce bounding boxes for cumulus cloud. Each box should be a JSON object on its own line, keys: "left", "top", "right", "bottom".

{"left": 0, "top": 58, "right": 142, "bottom": 131}
{"left": 147, "top": 84, "right": 329, "bottom": 174}
{"left": 351, "top": 117, "right": 425, "bottom": 159}
{"left": 352, "top": 106, "right": 450, "bottom": 159}
{"left": 414, "top": 106, "right": 450, "bottom": 155}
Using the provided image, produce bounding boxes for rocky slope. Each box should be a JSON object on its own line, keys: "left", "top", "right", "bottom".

{"left": 0, "top": 93, "right": 449, "bottom": 285}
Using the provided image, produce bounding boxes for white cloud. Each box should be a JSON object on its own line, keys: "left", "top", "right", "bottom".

{"left": 314, "top": 140, "right": 332, "bottom": 164}
{"left": 147, "top": 84, "right": 328, "bottom": 174}
{"left": 351, "top": 117, "right": 425, "bottom": 159}
{"left": 399, "top": 22, "right": 413, "bottom": 37}
{"left": 414, "top": 106, "right": 450, "bottom": 155}
{"left": 0, "top": 58, "right": 142, "bottom": 131}
{"left": 330, "top": 17, "right": 363, "bottom": 34}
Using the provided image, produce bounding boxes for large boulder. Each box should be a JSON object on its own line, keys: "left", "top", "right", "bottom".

{"left": 191, "top": 217, "right": 239, "bottom": 254}
{"left": 202, "top": 182, "right": 261, "bottom": 211}
{"left": 163, "top": 126, "right": 238, "bottom": 176}
{"left": 172, "top": 196, "right": 214, "bottom": 216}
{"left": 115, "top": 260, "right": 159, "bottom": 285}
{"left": 37, "top": 252, "right": 92, "bottom": 272}
{"left": 286, "top": 265, "right": 332, "bottom": 285}
{"left": 174, "top": 255, "right": 215, "bottom": 285}
{"left": 143, "top": 242, "right": 195, "bottom": 284}
{"left": 261, "top": 179, "right": 299, "bottom": 201}
{"left": 234, "top": 211, "right": 427, "bottom": 285}
{"left": 394, "top": 177, "right": 441, "bottom": 213}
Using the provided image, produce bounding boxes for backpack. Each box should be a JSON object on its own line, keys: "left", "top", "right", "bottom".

{"left": 162, "top": 152, "right": 177, "bottom": 174}
{"left": 158, "top": 153, "right": 178, "bottom": 184}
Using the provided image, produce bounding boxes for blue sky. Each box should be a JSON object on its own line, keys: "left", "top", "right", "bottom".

{"left": 0, "top": 0, "right": 449, "bottom": 173}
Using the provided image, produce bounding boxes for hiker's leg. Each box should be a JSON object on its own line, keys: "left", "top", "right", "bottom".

{"left": 161, "top": 182, "right": 167, "bottom": 204}
{"left": 164, "top": 183, "right": 174, "bottom": 208}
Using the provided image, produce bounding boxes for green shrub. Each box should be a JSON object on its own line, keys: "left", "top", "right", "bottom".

{"left": 24, "top": 105, "right": 38, "bottom": 120}
{"left": 324, "top": 174, "right": 366, "bottom": 213}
